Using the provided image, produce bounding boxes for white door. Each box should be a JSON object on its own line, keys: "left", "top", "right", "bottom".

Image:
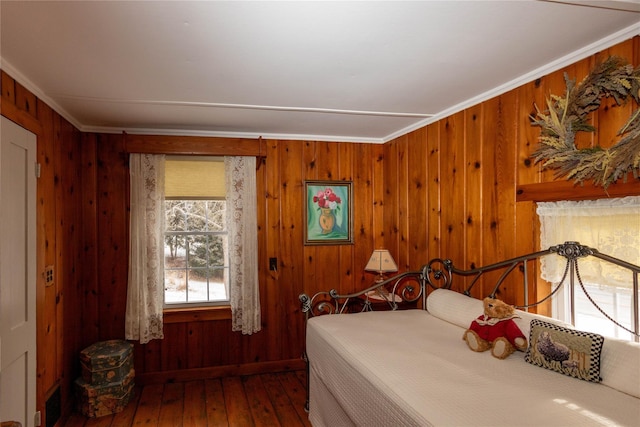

{"left": 0, "top": 117, "right": 37, "bottom": 427}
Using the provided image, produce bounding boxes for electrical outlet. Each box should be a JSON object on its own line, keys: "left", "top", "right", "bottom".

{"left": 44, "top": 265, "right": 54, "bottom": 287}
{"left": 269, "top": 257, "right": 278, "bottom": 271}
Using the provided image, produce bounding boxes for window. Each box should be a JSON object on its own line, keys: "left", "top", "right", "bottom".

{"left": 163, "top": 157, "right": 229, "bottom": 307}
{"left": 553, "top": 282, "right": 636, "bottom": 341}
{"left": 128, "top": 154, "right": 260, "bottom": 340}
{"left": 537, "top": 196, "right": 640, "bottom": 341}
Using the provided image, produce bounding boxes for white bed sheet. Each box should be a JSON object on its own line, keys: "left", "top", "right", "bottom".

{"left": 306, "top": 309, "right": 640, "bottom": 427}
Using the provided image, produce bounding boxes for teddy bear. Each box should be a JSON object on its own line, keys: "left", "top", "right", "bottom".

{"left": 462, "top": 296, "right": 527, "bottom": 359}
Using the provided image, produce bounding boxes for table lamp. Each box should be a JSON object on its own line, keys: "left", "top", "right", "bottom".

{"left": 365, "top": 249, "right": 398, "bottom": 283}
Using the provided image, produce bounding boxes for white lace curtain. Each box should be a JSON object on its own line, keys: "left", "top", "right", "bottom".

{"left": 126, "top": 153, "right": 166, "bottom": 344}
{"left": 225, "top": 156, "right": 261, "bottom": 334}
{"left": 125, "top": 154, "right": 261, "bottom": 341}
{"left": 537, "top": 196, "right": 640, "bottom": 288}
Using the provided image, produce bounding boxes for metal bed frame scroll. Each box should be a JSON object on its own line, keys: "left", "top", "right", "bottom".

{"left": 298, "top": 241, "right": 640, "bottom": 411}
{"left": 299, "top": 242, "right": 640, "bottom": 339}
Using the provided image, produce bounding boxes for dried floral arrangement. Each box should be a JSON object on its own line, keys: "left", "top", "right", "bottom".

{"left": 531, "top": 56, "right": 640, "bottom": 188}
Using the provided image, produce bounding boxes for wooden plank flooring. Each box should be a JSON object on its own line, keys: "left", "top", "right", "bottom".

{"left": 64, "top": 370, "right": 311, "bottom": 427}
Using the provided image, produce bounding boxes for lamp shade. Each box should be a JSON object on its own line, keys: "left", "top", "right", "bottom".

{"left": 365, "top": 249, "right": 398, "bottom": 274}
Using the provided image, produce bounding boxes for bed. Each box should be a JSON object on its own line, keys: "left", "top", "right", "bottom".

{"left": 299, "top": 242, "right": 640, "bottom": 427}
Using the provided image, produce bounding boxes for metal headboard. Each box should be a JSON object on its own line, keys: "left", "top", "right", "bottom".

{"left": 299, "top": 241, "right": 640, "bottom": 340}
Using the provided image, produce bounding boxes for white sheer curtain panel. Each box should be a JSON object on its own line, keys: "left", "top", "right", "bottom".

{"left": 225, "top": 156, "right": 261, "bottom": 334}
{"left": 537, "top": 196, "right": 640, "bottom": 288}
{"left": 126, "top": 153, "right": 166, "bottom": 344}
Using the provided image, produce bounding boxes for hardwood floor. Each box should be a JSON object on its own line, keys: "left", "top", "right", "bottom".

{"left": 64, "top": 370, "right": 311, "bottom": 427}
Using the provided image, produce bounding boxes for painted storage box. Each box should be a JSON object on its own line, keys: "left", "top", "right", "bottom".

{"left": 75, "top": 368, "right": 135, "bottom": 418}
{"left": 80, "top": 340, "right": 133, "bottom": 385}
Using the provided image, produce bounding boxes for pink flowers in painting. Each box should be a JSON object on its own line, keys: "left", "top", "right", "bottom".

{"left": 313, "top": 187, "right": 342, "bottom": 210}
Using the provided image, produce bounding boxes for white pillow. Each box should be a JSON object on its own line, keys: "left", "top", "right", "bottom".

{"left": 426, "top": 289, "right": 483, "bottom": 329}
{"left": 600, "top": 337, "right": 640, "bottom": 398}
{"left": 427, "top": 288, "right": 573, "bottom": 338}
{"left": 512, "top": 309, "right": 573, "bottom": 341}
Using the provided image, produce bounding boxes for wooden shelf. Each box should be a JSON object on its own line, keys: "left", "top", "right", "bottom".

{"left": 516, "top": 179, "right": 640, "bottom": 202}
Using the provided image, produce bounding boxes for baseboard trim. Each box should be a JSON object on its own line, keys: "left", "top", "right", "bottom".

{"left": 136, "top": 358, "right": 306, "bottom": 385}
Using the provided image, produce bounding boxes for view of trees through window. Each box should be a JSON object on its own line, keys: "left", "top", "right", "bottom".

{"left": 164, "top": 200, "right": 229, "bottom": 305}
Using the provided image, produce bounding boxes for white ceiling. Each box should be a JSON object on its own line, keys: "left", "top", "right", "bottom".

{"left": 1, "top": 1, "right": 639, "bottom": 143}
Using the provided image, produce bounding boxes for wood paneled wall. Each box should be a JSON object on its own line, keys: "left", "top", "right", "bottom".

{"left": 89, "top": 137, "right": 385, "bottom": 381}
{"left": 1, "top": 35, "right": 638, "bottom": 426}
{"left": 384, "top": 37, "right": 640, "bottom": 304}
{"left": 1, "top": 71, "right": 86, "bottom": 427}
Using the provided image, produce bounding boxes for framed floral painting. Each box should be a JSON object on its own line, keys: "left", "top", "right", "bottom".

{"left": 304, "top": 180, "right": 353, "bottom": 245}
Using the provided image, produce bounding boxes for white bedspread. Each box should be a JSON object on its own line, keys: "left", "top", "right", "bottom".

{"left": 306, "top": 309, "right": 640, "bottom": 427}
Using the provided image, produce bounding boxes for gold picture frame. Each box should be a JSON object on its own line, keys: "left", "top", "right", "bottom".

{"left": 304, "top": 180, "right": 353, "bottom": 245}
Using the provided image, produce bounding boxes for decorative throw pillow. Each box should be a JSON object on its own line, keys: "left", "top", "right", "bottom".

{"left": 524, "top": 319, "right": 604, "bottom": 382}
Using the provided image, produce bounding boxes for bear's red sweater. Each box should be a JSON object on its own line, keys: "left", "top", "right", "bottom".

{"left": 468, "top": 315, "right": 525, "bottom": 346}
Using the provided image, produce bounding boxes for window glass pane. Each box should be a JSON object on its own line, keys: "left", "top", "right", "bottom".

{"left": 209, "top": 235, "right": 226, "bottom": 267}
{"left": 185, "top": 201, "right": 206, "bottom": 231}
{"left": 165, "top": 200, "right": 186, "bottom": 231}
{"left": 164, "top": 235, "right": 186, "bottom": 268}
{"left": 165, "top": 270, "right": 187, "bottom": 303}
{"left": 209, "top": 267, "right": 228, "bottom": 301}
{"left": 186, "top": 268, "right": 209, "bottom": 303}
{"left": 206, "top": 200, "right": 226, "bottom": 231}
{"left": 187, "top": 235, "right": 209, "bottom": 269}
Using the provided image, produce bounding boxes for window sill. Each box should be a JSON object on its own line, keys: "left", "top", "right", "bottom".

{"left": 163, "top": 305, "right": 231, "bottom": 324}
